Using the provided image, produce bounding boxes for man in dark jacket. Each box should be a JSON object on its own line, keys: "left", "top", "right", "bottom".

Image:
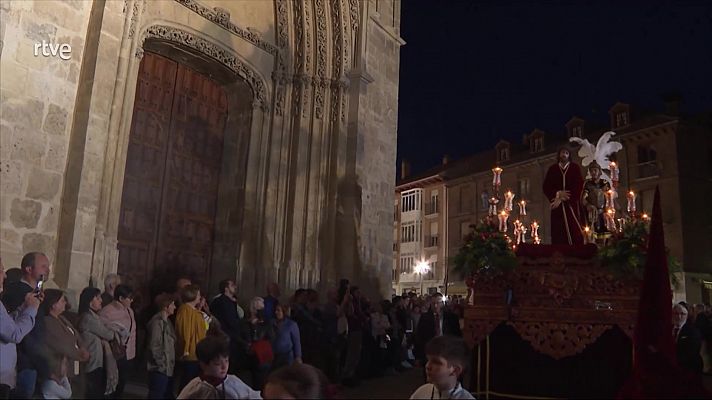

{"left": 673, "top": 303, "right": 703, "bottom": 374}
{"left": 414, "top": 293, "right": 461, "bottom": 366}
{"left": 1, "top": 252, "right": 50, "bottom": 398}
{"left": 210, "top": 279, "right": 249, "bottom": 373}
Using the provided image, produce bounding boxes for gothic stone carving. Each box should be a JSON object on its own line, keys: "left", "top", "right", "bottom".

{"left": 140, "top": 25, "right": 268, "bottom": 110}
{"left": 174, "top": 0, "right": 278, "bottom": 56}
{"left": 314, "top": 0, "right": 327, "bottom": 119}
{"left": 128, "top": 0, "right": 146, "bottom": 38}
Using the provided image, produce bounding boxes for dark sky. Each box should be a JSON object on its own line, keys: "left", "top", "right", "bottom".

{"left": 397, "top": 0, "right": 712, "bottom": 175}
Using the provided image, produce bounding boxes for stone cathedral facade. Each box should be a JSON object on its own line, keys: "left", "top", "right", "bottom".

{"left": 0, "top": 0, "right": 403, "bottom": 303}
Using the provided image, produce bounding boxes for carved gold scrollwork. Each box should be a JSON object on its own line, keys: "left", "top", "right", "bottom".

{"left": 508, "top": 322, "right": 613, "bottom": 360}
{"left": 464, "top": 320, "right": 500, "bottom": 348}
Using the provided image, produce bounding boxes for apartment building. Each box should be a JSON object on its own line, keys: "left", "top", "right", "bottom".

{"left": 394, "top": 101, "right": 712, "bottom": 301}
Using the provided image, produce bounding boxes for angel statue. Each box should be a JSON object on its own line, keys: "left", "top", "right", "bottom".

{"left": 569, "top": 132, "right": 623, "bottom": 237}
{"left": 569, "top": 131, "right": 623, "bottom": 186}
{"left": 581, "top": 161, "right": 612, "bottom": 237}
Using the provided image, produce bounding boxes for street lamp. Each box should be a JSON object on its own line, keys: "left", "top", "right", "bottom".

{"left": 414, "top": 260, "right": 430, "bottom": 296}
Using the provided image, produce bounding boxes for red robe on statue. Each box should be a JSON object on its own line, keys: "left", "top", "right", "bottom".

{"left": 542, "top": 162, "right": 584, "bottom": 245}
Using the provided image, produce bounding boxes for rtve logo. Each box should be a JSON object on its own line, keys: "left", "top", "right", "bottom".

{"left": 33, "top": 40, "right": 72, "bottom": 60}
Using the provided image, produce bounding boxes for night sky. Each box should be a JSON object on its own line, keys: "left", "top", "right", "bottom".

{"left": 397, "top": 0, "right": 712, "bottom": 175}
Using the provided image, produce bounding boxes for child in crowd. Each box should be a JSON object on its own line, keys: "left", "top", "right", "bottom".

{"left": 41, "top": 357, "right": 72, "bottom": 399}
{"left": 410, "top": 336, "right": 475, "bottom": 399}
{"left": 178, "top": 336, "right": 262, "bottom": 399}
{"left": 263, "top": 363, "right": 325, "bottom": 399}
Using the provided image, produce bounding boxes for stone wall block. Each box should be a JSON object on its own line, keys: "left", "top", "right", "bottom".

{"left": 72, "top": 210, "right": 97, "bottom": 253}
{"left": 85, "top": 116, "right": 109, "bottom": 156}
{"left": 70, "top": 36, "right": 84, "bottom": 61}
{"left": 101, "top": 10, "right": 124, "bottom": 39}
{"left": 21, "top": 18, "right": 57, "bottom": 43}
{"left": 0, "top": 123, "right": 13, "bottom": 160}
{"left": 67, "top": 61, "right": 80, "bottom": 84}
{"left": 25, "top": 167, "right": 61, "bottom": 201}
{"left": 1, "top": 229, "right": 22, "bottom": 263}
{"left": 22, "top": 232, "right": 54, "bottom": 259}
{"left": 10, "top": 198, "right": 42, "bottom": 229}
{"left": 0, "top": 160, "right": 25, "bottom": 195}
{"left": 43, "top": 103, "right": 69, "bottom": 136}
{"left": 1, "top": 98, "right": 44, "bottom": 131}
{"left": 0, "top": 60, "right": 28, "bottom": 96}
{"left": 32, "top": 2, "right": 83, "bottom": 33}
{"left": 14, "top": 38, "right": 46, "bottom": 71}
{"left": 39, "top": 205, "right": 59, "bottom": 233}
{"left": 9, "top": 129, "right": 46, "bottom": 167}
{"left": 45, "top": 136, "right": 68, "bottom": 171}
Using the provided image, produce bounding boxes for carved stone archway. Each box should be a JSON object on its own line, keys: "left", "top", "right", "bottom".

{"left": 137, "top": 24, "right": 270, "bottom": 111}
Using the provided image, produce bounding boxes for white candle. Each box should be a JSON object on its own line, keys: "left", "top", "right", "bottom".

{"left": 531, "top": 221, "right": 540, "bottom": 244}
{"left": 518, "top": 200, "right": 527, "bottom": 215}
{"left": 627, "top": 191, "right": 636, "bottom": 213}
{"left": 583, "top": 226, "right": 592, "bottom": 244}
{"left": 492, "top": 167, "right": 503, "bottom": 188}
{"left": 498, "top": 211, "right": 509, "bottom": 232}
{"left": 605, "top": 189, "right": 615, "bottom": 209}
{"left": 609, "top": 162, "right": 619, "bottom": 183}
{"left": 504, "top": 191, "right": 515, "bottom": 212}
{"left": 605, "top": 208, "right": 616, "bottom": 231}
{"left": 488, "top": 197, "right": 499, "bottom": 216}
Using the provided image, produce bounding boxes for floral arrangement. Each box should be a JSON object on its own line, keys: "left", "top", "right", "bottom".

{"left": 452, "top": 216, "right": 518, "bottom": 278}
{"left": 597, "top": 217, "right": 682, "bottom": 287}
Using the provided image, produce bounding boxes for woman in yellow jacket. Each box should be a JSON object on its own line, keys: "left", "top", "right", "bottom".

{"left": 175, "top": 284, "right": 208, "bottom": 390}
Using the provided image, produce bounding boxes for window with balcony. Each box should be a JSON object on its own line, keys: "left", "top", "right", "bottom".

{"left": 426, "top": 192, "right": 439, "bottom": 215}
{"left": 572, "top": 125, "right": 583, "bottom": 138}
{"left": 637, "top": 144, "right": 659, "bottom": 178}
{"left": 426, "top": 235, "right": 439, "bottom": 247}
{"left": 401, "top": 190, "right": 421, "bottom": 212}
{"left": 400, "top": 255, "right": 414, "bottom": 274}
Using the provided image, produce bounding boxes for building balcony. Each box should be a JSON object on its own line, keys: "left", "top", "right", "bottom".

{"left": 424, "top": 202, "right": 439, "bottom": 216}
{"left": 424, "top": 235, "right": 439, "bottom": 248}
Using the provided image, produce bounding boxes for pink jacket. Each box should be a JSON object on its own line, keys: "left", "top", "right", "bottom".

{"left": 99, "top": 301, "right": 136, "bottom": 360}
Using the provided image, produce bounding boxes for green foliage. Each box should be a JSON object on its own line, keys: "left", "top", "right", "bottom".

{"left": 452, "top": 217, "right": 518, "bottom": 278}
{"left": 597, "top": 217, "right": 682, "bottom": 287}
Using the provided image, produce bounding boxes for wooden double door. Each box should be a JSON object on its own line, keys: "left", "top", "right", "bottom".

{"left": 117, "top": 52, "right": 228, "bottom": 299}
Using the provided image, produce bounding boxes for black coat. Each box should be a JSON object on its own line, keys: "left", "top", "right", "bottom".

{"left": 210, "top": 295, "right": 250, "bottom": 365}
{"left": 414, "top": 310, "right": 462, "bottom": 361}
{"left": 676, "top": 322, "right": 703, "bottom": 374}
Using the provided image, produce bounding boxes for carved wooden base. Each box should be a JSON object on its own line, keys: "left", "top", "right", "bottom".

{"left": 464, "top": 249, "right": 640, "bottom": 359}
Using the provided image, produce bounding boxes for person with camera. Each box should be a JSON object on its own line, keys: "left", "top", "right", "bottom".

{"left": 0, "top": 257, "right": 41, "bottom": 399}
{"left": 0, "top": 252, "right": 49, "bottom": 398}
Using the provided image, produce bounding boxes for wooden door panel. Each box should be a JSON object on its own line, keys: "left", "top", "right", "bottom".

{"left": 119, "top": 51, "right": 228, "bottom": 293}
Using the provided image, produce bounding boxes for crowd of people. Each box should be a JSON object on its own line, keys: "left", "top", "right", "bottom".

{"left": 0, "top": 252, "right": 475, "bottom": 399}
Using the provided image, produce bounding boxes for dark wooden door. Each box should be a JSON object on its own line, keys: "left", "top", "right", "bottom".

{"left": 118, "top": 52, "right": 228, "bottom": 300}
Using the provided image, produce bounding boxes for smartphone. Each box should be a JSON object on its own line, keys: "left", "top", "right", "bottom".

{"left": 34, "top": 275, "right": 44, "bottom": 294}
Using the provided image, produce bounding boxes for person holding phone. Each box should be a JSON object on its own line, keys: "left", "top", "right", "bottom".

{"left": 0, "top": 257, "right": 41, "bottom": 399}
{"left": 0, "top": 252, "right": 50, "bottom": 399}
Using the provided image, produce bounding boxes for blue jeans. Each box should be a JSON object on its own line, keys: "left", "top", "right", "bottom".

{"left": 148, "top": 372, "right": 174, "bottom": 399}
{"left": 12, "top": 369, "right": 36, "bottom": 399}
